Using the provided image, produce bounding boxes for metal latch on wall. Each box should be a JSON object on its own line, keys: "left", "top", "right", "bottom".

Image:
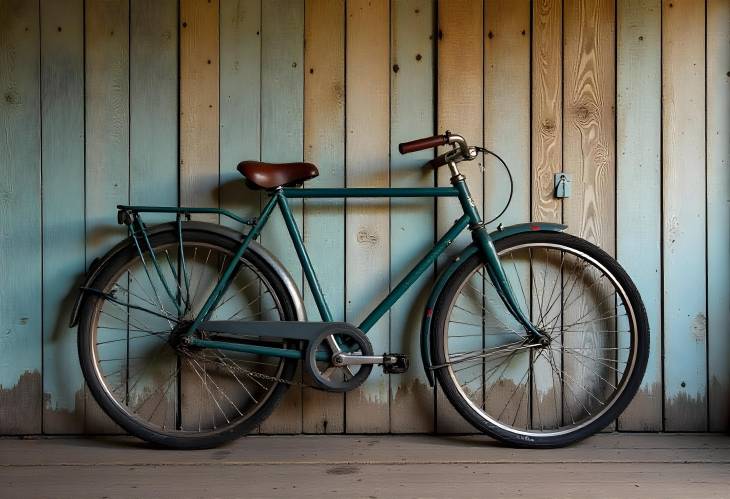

{"left": 554, "top": 173, "right": 571, "bottom": 198}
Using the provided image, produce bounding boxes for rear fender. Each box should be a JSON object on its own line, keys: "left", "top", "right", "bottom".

{"left": 420, "top": 222, "right": 567, "bottom": 386}
{"left": 69, "top": 221, "right": 306, "bottom": 327}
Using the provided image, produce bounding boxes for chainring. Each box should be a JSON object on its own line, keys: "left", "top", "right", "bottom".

{"left": 304, "top": 326, "right": 374, "bottom": 392}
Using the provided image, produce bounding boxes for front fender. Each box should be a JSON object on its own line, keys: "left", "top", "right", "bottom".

{"left": 420, "top": 222, "right": 567, "bottom": 386}
{"left": 69, "top": 221, "right": 306, "bottom": 327}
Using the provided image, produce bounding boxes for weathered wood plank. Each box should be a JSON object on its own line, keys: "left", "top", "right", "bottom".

{"left": 179, "top": 0, "right": 220, "bottom": 429}
{"left": 563, "top": 0, "right": 615, "bottom": 263}
{"left": 661, "top": 0, "right": 707, "bottom": 431}
{"left": 40, "top": 0, "right": 85, "bottom": 434}
{"left": 389, "top": 0, "right": 435, "bottom": 433}
{"left": 127, "top": 0, "right": 179, "bottom": 433}
{"left": 563, "top": 0, "right": 616, "bottom": 428}
{"left": 483, "top": 0, "right": 531, "bottom": 430}
{"left": 706, "top": 0, "right": 729, "bottom": 432}
{"left": 436, "top": 0, "right": 483, "bottom": 433}
{"left": 130, "top": 0, "right": 178, "bottom": 213}
{"left": 259, "top": 0, "right": 305, "bottom": 434}
{"left": 301, "top": 0, "right": 346, "bottom": 434}
{"left": 180, "top": 0, "right": 219, "bottom": 221}
{"left": 220, "top": 0, "right": 261, "bottom": 229}
{"left": 345, "top": 0, "right": 391, "bottom": 433}
{"left": 616, "top": 0, "right": 662, "bottom": 431}
{"left": 532, "top": 0, "right": 563, "bottom": 225}
{"left": 530, "top": 0, "right": 563, "bottom": 432}
{"left": 84, "top": 0, "right": 130, "bottom": 434}
{"left": 0, "top": 0, "right": 42, "bottom": 435}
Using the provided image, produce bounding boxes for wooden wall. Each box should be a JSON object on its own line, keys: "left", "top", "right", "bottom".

{"left": 0, "top": 0, "right": 728, "bottom": 435}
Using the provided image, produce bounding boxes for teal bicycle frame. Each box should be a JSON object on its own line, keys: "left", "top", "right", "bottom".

{"left": 118, "top": 175, "right": 543, "bottom": 362}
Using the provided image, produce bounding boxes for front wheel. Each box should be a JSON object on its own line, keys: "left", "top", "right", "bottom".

{"left": 432, "top": 231, "right": 649, "bottom": 447}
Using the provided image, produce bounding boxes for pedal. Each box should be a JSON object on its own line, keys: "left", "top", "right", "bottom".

{"left": 382, "top": 353, "right": 409, "bottom": 374}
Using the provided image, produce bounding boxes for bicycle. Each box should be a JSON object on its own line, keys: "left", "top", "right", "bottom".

{"left": 72, "top": 131, "right": 648, "bottom": 449}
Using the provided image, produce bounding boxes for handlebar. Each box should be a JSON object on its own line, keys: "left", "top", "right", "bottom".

{"left": 399, "top": 131, "right": 477, "bottom": 171}
{"left": 398, "top": 135, "right": 448, "bottom": 154}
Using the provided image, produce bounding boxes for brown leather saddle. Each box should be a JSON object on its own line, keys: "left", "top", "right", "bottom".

{"left": 237, "top": 161, "right": 319, "bottom": 190}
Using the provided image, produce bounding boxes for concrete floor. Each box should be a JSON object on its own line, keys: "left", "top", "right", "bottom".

{"left": 0, "top": 433, "right": 728, "bottom": 498}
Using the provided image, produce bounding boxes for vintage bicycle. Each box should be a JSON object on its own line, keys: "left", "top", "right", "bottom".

{"left": 72, "top": 132, "right": 648, "bottom": 449}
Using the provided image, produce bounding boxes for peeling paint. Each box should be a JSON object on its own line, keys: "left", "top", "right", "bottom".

{"left": 691, "top": 313, "right": 707, "bottom": 342}
{"left": 709, "top": 376, "right": 729, "bottom": 431}
{"left": 0, "top": 370, "right": 42, "bottom": 434}
{"left": 618, "top": 382, "right": 662, "bottom": 431}
{"left": 391, "top": 378, "right": 433, "bottom": 432}
{"left": 664, "top": 390, "right": 707, "bottom": 431}
{"left": 43, "top": 388, "right": 85, "bottom": 434}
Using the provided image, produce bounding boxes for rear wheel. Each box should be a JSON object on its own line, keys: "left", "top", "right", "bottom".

{"left": 77, "top": 228, "right": 298, "bottom": 449}
{"left": 432, "top": 232, "right": 649, "bottom": 447}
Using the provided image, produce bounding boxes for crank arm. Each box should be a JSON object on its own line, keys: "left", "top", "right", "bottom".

{"left": 333, "top": 353, "right": 402, "bottom": 366}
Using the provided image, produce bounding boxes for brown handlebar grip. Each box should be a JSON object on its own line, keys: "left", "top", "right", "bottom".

{"left": 398, "top": 135, "right": 448, "bottom": 154}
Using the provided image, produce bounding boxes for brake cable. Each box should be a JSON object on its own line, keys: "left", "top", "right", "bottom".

{"left": 474, "top": 146, "right": 514, "bottom": 225}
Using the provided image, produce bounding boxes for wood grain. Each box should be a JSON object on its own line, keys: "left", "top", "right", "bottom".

{"left": 483, "top": 0, "right": 532, "bottom": 430}
{"left": 84, "top": 0, "right": 129, "bottom": 434}
{"left": 127, "top": 0, "right": 179, "bottom": 435}
{"left": 0, "top": 0, "right": 42, "bottom": 435}
{"left": 436, "top": 0, "right": 483, "bottom": 433}
{"left": 616, "top": 0, "right": 662, "bottom": 431}
{"left": 389, "top": 0, "right": 435, "bottom": 433}
{"left": 259, "top": 0, "right": 305, "bottom": 434}
{"left": 345, "top": 0, "right": 391, "bottom": 433}
{"left": 662, "top": 0, "right": 707, "bottom": 431}
{"left": 131, "top": 0, "right": 178, "bottom": 214}
{"left": 179, "top": 0, "right": 220, "bottom": 430}
{"left": 301, "top": 0, "right": 346, "bottom": 434}
{"left": 40, "top": 0, "right": 86, "bottom": 434}
{"left": 530, "top": 0, "right": 564, "bottom": 432}
{"left": 532, "top": 0, "right": 563, "bottom": 225}
{"left": 563, "top": 0, "right": 616, "bottom": 429}
{"left": 180, "top": 0, "right": 219, "bottom": 221}
{"left": 219, "top": 0, "right": 262, "bottom": 229}
{"left": 707, "top": 0, "right": 730, "bottom": 432}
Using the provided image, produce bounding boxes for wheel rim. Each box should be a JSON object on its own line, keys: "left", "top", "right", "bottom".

{"left": 87, "top": 240, "right": 291, "bottom": 437}
{"left": 442, "top": 242, "right": 639, "bottom": 438}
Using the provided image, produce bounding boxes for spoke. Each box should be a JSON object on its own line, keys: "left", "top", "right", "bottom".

{"left": 190, "top": 357, "right": 245, "bottom": 418}
{"left": 446, "top": 340, "right": 527, "bottom": 365}
{"left": 185, "top": 357, "right": 231, "bottom": 425}
{"left": 132, "top": 364, "right": 179, "bottom": 416}
{"left": 559, "top": 346, "right": 617, "bottom": 390}
{"left": 496, "top": 366, "right": 530, "bottom": 421}
{"left": 545, "top": 313, "right": 629, "bottom": 335}
{"left": 509, "top": 253, "right": 530, "bottom": 313}
{"left": 551, "top": 346, "right": 625, "bottom": 376}
{"left": 122, "top": 341, "right": 172, "bottom": 403}
{"left": 463, "top": 279, "right": 526, "bottom": 340}
{"left": 209, "top": 351, "right": 259, "bottom": 405}
{"left": 528, "top": 248, "right": 546, "bottom": 322}
{"left": 189, "top": 248, "right": 213, "bottom": 311}
{"left": 540, "top": 258, "right": 589, "bottom": 330}
{"left": 211, "top": 276, "right": 260, "bottom": 313}
{"left": 99, "top": 309, "right": 161, "bottom": 338}
{"left": 118, "top": 276, "right": 174, "bottom": 319}
{"left": 538, "top": 251, "right": 565, "bottom": 328}
{"left": 96, "top": 330, "right": 168, "bottom": 346}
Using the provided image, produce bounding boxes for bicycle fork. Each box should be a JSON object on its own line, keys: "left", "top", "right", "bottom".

{"left": 449, "top": 165, "right": 548, "bottom": 345}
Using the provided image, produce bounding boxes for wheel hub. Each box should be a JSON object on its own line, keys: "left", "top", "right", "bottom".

{"left": 168, "top": 320, "right": 200, "bottom": 352}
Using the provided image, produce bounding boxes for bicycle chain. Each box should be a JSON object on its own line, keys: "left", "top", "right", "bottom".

{"left": 182, "top": 349, "right": 314, "bottom": 388}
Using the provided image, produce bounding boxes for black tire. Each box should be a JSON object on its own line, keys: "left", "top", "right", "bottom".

{"left": 432, "top": 231, "right": 649, "bottom": 448}
{"left": 78, "top": 228, "right": 298, "bottom": 449}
